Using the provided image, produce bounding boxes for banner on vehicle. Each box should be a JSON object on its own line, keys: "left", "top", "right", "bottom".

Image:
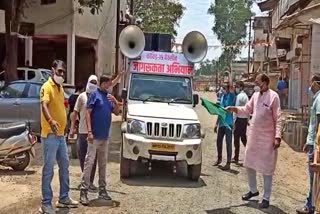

{"left": 129, "top": 51, "right": 194, "bottom": 76}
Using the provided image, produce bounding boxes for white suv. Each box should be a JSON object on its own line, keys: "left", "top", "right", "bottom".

{"left": 17, "top": 67, "right": 51, "bottom": 82}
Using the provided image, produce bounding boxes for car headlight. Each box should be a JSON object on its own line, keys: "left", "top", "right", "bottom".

{"left": 182, "top": 123, "right": 201, "bottom": 139}
{"left": 127, "top": 119, "right": 146, "bottom": 135}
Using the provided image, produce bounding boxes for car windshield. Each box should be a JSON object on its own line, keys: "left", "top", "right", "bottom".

{"left": 129, "top": 73, "right": 192, "bottom": 104}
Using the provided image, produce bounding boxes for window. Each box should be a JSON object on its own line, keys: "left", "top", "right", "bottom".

{"left": 0, "top": 83, "right": 26, "bottom": 98}
{"left": 129, "top": 74, "right": 192, "bottom": 104}
{"left": 27, "top": 84, "right": 41, "bottom": 98}
{"left": 17, "top": 69, "right": 26, "bottom": 80}
{"left": 41, "top": 0, "right": 56, "bottom": 5}
{"left": 27, "top": 70, "right": 36, "bottom": 80}
{"left": 41, "top": 71, "right": 51, "bottom": 80}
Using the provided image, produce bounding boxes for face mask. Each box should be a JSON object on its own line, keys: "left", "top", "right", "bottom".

{"left": 107, "top": 87, "right": 113, "bottom": 94}
{"left": 53, "top": 75, "right": 64, "bottom": 85}
{"left": 221, "top": 88, "right": 226, "bottom": 94}
{"left": 254, "top": 86, "right": 260, "bottom": 92}
{"left": 235, "top": 88, "right": 240, "bottom": 94}
{"left": 86, "top": 82, "right": 97, "bottom": 94}
{"left": 308, "top": 86, "right": 314, "bottom": 95}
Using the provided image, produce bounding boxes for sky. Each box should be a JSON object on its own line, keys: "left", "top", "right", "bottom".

{"left": 176, "top": 0, "right": 264, "bottom": 61}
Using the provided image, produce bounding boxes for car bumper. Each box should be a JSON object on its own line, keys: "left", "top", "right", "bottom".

{"left": 122, "top": 133, "right": 202, "bottom": 165}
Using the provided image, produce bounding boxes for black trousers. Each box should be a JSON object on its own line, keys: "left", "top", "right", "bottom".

{"left": 233, "top": 118, "right": 248, "bottom": 161}
{"left": 216, "top": 126, "right": 233, "bottom": 163}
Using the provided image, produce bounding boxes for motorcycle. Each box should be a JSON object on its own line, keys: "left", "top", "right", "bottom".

{"left": 0, "top": 122, "right": 37, "bottom": 171}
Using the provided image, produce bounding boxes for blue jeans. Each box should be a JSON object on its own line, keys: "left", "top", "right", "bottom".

{"left": 216, "top": 126, "right": 233, "bottom": 163}
{"left": 77, "top": 134, "right": 97, "bottom": 184}
{"left": 41, "top": 134, "right": 70, "bottom": 206}
{"left": 305, "top": 145, "right": 315, "bottom": 211}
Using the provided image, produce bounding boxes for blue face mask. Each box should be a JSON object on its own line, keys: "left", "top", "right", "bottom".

{"left": 308, "top": 86, "right": 314, "bottom": 95}
{"left": 235, "top": 88, "right": 240, "bottom": 94}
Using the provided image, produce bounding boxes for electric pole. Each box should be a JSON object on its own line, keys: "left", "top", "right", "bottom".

{"left": 247, "top": 18, "right": 253, "bottom": 74}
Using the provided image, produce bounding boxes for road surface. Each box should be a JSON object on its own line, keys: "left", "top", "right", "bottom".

{"left": 0, "top": 92, "right": 309, "bottom": 214}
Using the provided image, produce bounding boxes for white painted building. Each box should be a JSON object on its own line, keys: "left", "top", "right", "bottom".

{"left": 0, "top": 0, "right": 127, "bottom": 84}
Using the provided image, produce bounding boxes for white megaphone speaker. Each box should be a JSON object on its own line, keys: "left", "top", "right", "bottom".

{"left": 119, "top": 25, "right": 145, "bottom": 59}
{"left": 182, "top": 31, "right": 208, "bottom": 63}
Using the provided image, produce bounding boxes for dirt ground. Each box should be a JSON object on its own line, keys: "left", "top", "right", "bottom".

{"left": 0, "top": 92, "right": 310, "bottom": 214}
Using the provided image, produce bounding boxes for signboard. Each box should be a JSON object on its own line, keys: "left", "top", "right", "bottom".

{"left": 129, "top": 51, "right": 193, "bottom": 76}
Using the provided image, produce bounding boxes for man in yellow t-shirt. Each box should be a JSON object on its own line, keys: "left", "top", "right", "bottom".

{"left": 39, "top": 60, "right": 78, "bottom": 214}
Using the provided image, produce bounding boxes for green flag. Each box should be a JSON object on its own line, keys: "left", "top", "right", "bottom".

{"left": 201, "top": 97, "right": 231, "bottom": 129}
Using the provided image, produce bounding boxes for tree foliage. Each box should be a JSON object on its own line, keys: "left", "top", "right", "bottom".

{"left": 128, "top": 0, "right": 185, "bottom": 36}
{"left": 208, "top": 0, "right": 253, "bottom": 66}
{"left": 195, "top": 59, "right": 216, "bottom": 76}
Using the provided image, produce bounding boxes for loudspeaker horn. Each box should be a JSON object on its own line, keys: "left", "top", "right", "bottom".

{"left": 182, "top": 31, "right": 208, "bottom": 63}
{"left": 119, "top": 25, "right": 145, "bottom": 59}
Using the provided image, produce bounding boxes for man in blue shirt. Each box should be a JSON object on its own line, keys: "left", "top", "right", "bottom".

{"left": 80, "top": 75, "right": 120, "bottom": 205}
{"left": 277, "top": 76, "right": 287, "bottom": 108}
{"left": 297, "top": 74, "right": 320, "bottom": 214}
{"left": 214, "top": 81, "right": 235, "bottom": 170}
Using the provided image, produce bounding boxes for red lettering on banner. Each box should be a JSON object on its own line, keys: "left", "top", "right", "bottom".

{"left": 167, "top": 62, "right": 193, "bottom": 75}
{"left": 132, "top": 61, "right": 165, "bottom": 73}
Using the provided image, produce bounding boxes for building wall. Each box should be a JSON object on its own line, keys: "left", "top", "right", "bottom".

{"left": 21, "top": 0, "right": 73, "bottom": 35}
{"left": 231, "top": 61, "right": 248, "bottom": 81}
{"left": 74, "top": 0, "right": 126, "bottom": 76}
{"left": 0, "top": 10, "right": 4, "bottom": 33}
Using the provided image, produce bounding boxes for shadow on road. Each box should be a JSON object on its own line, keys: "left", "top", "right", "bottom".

{"left": 88, "top": 199, "right": 120, "bottom": 207}
{"left": 122, "top": 161, "right": 207, "bottom": 188}
{"left": 0, "top": 168, "right": 36, "bottom": 176}
{"left": 206, "top": 201, "right": 287, "bottom": 214}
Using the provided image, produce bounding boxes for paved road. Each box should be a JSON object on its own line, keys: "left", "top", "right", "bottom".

{"left": 0, "top": 92, "right": 309, "bottom": 214}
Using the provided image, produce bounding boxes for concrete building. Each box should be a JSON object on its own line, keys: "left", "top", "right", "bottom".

{"left": 0, "top": 0, "right": 127, "bottom": 84}
{"left": 230, "top": 60, "right": 248, "bottom": 81}
{"left": 257, "top": 0, "right": 320, "bottom": 110}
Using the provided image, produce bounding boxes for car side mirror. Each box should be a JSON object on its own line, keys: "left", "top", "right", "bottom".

{"left": 193, "top": 94, "right": 199, "bottom": 107}
{"left": 121, "top": 88, "right": 127, "bottom": 99}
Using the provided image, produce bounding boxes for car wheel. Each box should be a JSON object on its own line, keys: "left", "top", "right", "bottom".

{"left": 187, "top": 163, "right": 201, "bottom": 181}
{"left": 11, "top": 152, "right": 30, "bottom": 171}
{"left": 70, "top": 143, "right": 78, "bottom": 159}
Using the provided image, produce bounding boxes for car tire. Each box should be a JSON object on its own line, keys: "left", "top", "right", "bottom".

{"left": 120, "top": 137, "right": 131, "bottom": 179}
{"left": 70, "top": 143, "right": 78, "bottom": 159}
{"left": 187, "top": 163, "right": 201, "bottom": 181}
{"left": 11, "top": 151, "right": 30, "bottom": 171}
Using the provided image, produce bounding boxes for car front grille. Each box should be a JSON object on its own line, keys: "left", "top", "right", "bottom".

{"left": 146, "top": 122, "right": 182, "bottom": 139}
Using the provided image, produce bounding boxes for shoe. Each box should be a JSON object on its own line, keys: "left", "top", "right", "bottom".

{"left": 89, "top": 183, "right": 98, "bottom": 193}
{"left": 231, "top": 158, "right": 239, "bottom": 164}
{"left": 259, "top": 199, "right": 270, "bottom": 209}
{"left": 56, "top": 197, "right": 79, "bottom": 208}
{"left": 80, "top": 190, "right": 90, "bottom": 206}
{"left": 296, "top": 206, "right": 313, "bottom": 214}
{"left": 39, "top": 205, "right": 55, "bottom": 214}
{"left": 220, "top": 163, "right": 231, "bottom": 171}
{"left": 242, "top": 191, "right": 259, "bottom": 201}
{"left": 213, "top": 159, "right": 222, "bottom": 166}
{"left": 98, "top": 187, "right": 112, "bottom": 201}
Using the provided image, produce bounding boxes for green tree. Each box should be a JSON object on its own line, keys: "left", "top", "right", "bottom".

{"left": 1, "top": 0, "right": 104, "bottom": 84}
{"left": 208, "top": 0, "right": 253, "bottom": 66}
{"left": 128, "top": 0, "right": 185, "bottom": 36}
{"left": 195, "top": 59, "right": 217, "bottom": 76}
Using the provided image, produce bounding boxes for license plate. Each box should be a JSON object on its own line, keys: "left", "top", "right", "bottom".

{"left": 151, "top": 143, "right": 175, "bottom": 151}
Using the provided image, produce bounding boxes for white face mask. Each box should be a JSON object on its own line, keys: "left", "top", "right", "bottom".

{"left": 86, "top": 82, "right": 97, "bottom": 94}
{"left": 53, "top": 75, "right": 64, "bottom": 85}
{"left": 254, "top": 86, "right": 260, "bottom": 92}
{"left": 107, "top": 87, "right": 113, "bottom": 94}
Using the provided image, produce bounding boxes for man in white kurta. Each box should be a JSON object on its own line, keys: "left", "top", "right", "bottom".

{"left": 226, "top": 74, "right": 282, "bottom": 209}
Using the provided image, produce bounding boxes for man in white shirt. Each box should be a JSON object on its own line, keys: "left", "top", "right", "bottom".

{"left": 233, "top": 81, "right": 249, "bottom": 164}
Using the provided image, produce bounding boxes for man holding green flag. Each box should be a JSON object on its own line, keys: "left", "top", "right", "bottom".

{"left": 202, "top": 77, "right": 235, "bottom": 170}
